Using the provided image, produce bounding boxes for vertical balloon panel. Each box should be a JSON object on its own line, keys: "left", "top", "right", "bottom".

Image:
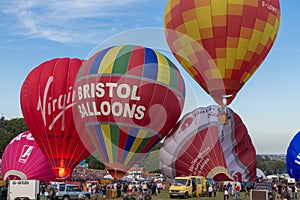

{"left": 20, "top": 58, "right": 91, "bottom": 179}
{"left": 73, "top": 45, "right": 185, "bottom": 179}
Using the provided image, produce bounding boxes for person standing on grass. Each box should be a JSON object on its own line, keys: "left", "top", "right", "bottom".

{"left": 228, "top": 183, "right": 233, "bottom": 200}
{"left": 234, "top": 184, "right": 241, "bottom": 200}
{"left": 224, "top": 187, "right": 229, "bottom": 200}
{"left": 213, "top": 185, "right": 217, "bottom": 197}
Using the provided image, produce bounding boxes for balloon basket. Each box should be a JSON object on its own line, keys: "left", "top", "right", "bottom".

{"left": 218, "top": 114, "right": 229, "bottom": 124}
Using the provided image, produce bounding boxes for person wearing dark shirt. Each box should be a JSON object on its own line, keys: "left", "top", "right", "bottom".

{"left": 117, "top": 183, "right": 122, "bottom": 198}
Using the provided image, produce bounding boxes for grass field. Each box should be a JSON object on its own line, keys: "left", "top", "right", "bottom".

{"left": 92, "top": 190, "right": 285, "bottom": 200}
{"left": 136, "top": 191, "right": 250, "bottom": 200}
{"left": 96, "top": 190, "right": 290, "bottom": 200}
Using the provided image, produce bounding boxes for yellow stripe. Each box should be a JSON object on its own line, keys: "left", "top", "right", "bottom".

{"left": 242, "top": 72, "right": 252, "bottom": 83}
{"left": 226, "top": 48, "right": 237, "bottom": 69}
{"left": 236, "top": 38, "right": 250, "bottom": 60}
{"left": 271, "top": 19, "right": 280, "bottom": 40}
{"left": 101, "top": 124, "right": 113, "bottom": 162}
{"left": 164, "top": 2, "right": 172, "bottom": 26}
{"left": 184, "top": 19, "right": 201, "bottom": 41}
{"left": 248, "top": 29, "right": 262, "bottom": 52}
{"left": 98, "top": 46, "right": 124, "bottom": 74}
{"left": 211, "top": 0, "right": 227, "bottom": 16}
{"left": 156, "top": 51, "right": 170, "bottom": 85}
{"left": 261, "top": 23, "right": 274, "bottom": 46}
{"left": 216, "top": 58, "right": 226, "bottom": 77}
{"left": 228, "top": 0, "right": 244, "bottom": 4}
{"left": 196, "top": 6, "right": 212, "bottom": 29}
{"left": 124, "top": 129, "right": 148, "bottom": 164}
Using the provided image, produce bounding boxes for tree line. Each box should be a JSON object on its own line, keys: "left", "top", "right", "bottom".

{"left": 0, "top": 116, "right": 287, "bottom": 175}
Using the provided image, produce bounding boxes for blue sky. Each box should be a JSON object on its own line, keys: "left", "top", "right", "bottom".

{"left": 0, "top": 0, "right": 299, "bottom": 154}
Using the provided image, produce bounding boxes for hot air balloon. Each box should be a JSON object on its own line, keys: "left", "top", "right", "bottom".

{"left": 286, "top": 131, "right": 300, "bottom": 181}
{"left": 73, "top": 45, "right": 185, "bottom": 179}
{"left": 1, "top": 131, "right": 57, "bottom": 182}
{"left": 20, "top": 58, "right": 91, "bottom": 179}
{"left": 159, "top": 105, "right": 256, "bottom": 182}
{"left": 164, "top": 0, "right": 280, "bottom": 106}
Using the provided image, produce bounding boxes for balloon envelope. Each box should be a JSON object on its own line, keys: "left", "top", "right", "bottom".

{"left": 159, "top": 105, "right": 256, "bottom": 182}
{"left": 164, "top": 0, "right": 280, "bottom": 105}
{"left": 73, "top": 45, "right": 185, "bottom": 179}
{"left": 286, "top": 131, "right": 300, "bottom": 181}
{"left": 20, "top": 58, "right": 91, "bottom": 179}
{"left": 1, "top": 131, "right": 57, "bottom": 182}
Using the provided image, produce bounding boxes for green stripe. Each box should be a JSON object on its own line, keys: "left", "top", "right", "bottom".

{"left": 135, "top": 135, "right": 151, "bottom": 153}
{"left": 166, "top": 57, "right": 179, "bottom": 90}
{"left": 112, "top": 45, "right": 133, "bottom": 74}
{"left": 110, "top": 124, "right": 119, "bottom": 162}
{"left": 127, "top": 135, "right": 151, "bottom": 165}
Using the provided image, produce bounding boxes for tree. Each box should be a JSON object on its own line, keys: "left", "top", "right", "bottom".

{"left": 85, "top": 155, "right": 105, "bottom": 169}
{"left": 0, "top": 117, "right": 27, "bottom": 157}
{"left": 257, "top": 155, "right": 286, "bottom": 175}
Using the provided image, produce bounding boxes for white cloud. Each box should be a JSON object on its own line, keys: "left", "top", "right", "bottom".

{"left": 1, "top": 0, "right": 155, "bottom": 44}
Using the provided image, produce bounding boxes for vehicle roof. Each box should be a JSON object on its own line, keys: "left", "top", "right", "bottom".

{"left": 254, "top": 183, "right": 273, "bottom": 192}
{"left": 51, "top": 183, "right": 79, "bottom": 187}
{"left": 175, "top": 177, "right": 191, "bottom": 179}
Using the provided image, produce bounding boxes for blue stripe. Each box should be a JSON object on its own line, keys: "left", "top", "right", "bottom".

{"left": 143, "top": 48, "right": 158, "bottom": 80}
{"left": 121, "top": 127, "right": 139, "bottom": 163}
{"left": 145, "top": 137, "right": 161, "bottom": 153}
{"left": 89, "top": 47, "right": 114, "bottom": 75}
{"left": 93, "top": 124, "right": 110, "bottom": 162}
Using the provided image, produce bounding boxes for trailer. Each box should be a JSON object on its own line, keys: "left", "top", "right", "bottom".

{"left": 8, "top": 180, "right": 40, "bottom": 200}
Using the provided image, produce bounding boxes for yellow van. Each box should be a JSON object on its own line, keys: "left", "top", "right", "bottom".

{"left": 169, "top": 176, "right": 206, "bottom": 198}
{"left": 190, "top": 176, "right": 207, "bottom": 197}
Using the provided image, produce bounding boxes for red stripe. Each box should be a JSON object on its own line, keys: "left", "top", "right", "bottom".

{"left": 227, "top": 15, "right": 243, "bottom": 37}
{"left": 117, "top": 127, "right": 128, "bottom": 163}
{"left": 127, "top": 46, "right": 144, "bottom": 76}
{"left": 256, "top": 1, "right": 269, "bottom": 21}
{"left": 82, "top": 51, "right": 101, "bottom": 77}
{"left": 170, "top": 4, "right": 184, "bottom": 28}
{"left": 180, "top": 0, "right": 195, "bottom": 12}
{"left": 241, "top": 5, "right": 257, "bottom": 28}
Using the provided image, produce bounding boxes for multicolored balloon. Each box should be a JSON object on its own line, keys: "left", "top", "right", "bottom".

{"left": 164, "top": 0, "right": 280, "bottom": 106}
{"left": 159, "top": 105, "right": 256, "bottom": 182}
{"left": 73, "top": 45, "right": 185, "bottom": 179}
{"left": 1, "top": 131, "right": 57, "bottom": 182}
{"left": 20, "top": 58, "right": 91, "bottom": 179}
{"left": 286, "top": 131, "right": 300, "bottom": 181}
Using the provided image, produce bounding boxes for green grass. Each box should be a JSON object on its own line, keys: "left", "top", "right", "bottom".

{"left": 91, "top": 190, "right": 291, "bottom": 200}
{"left": 91, "top": 190, "right": 250, "bottom": 200}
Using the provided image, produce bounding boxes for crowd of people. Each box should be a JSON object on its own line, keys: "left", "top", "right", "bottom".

{"left": 223, "top": 182, "right": 242, "bottom": 200}
{"left": 0, "top": 164, "right": 108, "bottom": 181}
{"left": 272, "top": 181, "right": 298, "bottom": 200}
{"left": 72, "top": 167, "right": 107, "bottom": 180}
{"left": 83, "top": 180, "right": 164, "bottom": 199}
{"left": 221, "top": 180, "right": 299, "bottom": 200}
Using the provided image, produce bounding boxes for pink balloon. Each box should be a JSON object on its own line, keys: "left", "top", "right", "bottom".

{"left": 1, "top": 131, "right": 58, "bottom": 182}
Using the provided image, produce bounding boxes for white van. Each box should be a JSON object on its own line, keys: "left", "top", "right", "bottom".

{"left": 8, "top": 180, "right": 40, "bottom": 200}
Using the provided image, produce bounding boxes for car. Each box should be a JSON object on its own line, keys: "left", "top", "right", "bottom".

{"left": 49, "top": 183, "right": 91, "bottom": 200}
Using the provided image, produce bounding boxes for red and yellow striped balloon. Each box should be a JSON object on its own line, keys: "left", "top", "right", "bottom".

{"left": 164, "top": 0, "right": 280, "bottom": 105}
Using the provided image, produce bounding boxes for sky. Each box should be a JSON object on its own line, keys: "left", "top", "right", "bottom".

{"left": 0, "top": 0, "right": 299, "bottom": 155}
